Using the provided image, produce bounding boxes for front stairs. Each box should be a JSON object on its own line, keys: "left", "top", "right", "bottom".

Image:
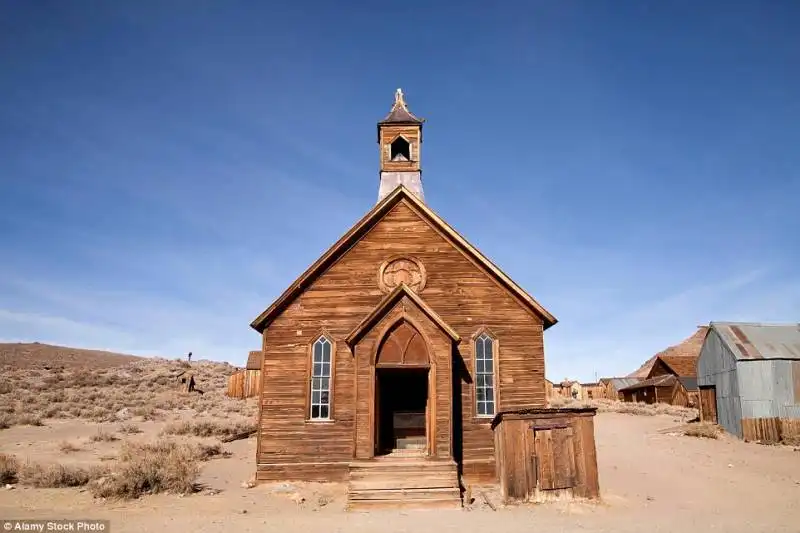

{"left": 347, "top": 452, "right": 462, "bottom": 510}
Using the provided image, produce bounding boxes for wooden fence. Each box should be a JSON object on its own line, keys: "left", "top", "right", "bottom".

{"left": 226, "top": 369, "right": 261, "bottom": 399}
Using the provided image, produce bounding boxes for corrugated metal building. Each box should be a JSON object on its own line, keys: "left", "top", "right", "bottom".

{"left": 698, "top": 322, "right": 800, "bottom": 443}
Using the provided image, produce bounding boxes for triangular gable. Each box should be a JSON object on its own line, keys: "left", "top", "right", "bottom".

{"left": 658, "top": 355, "right": 698, "bottom": 378}
{"left": 345, "top": 283, "right": 460, "bottom": 348}
{"left": 251, "top": 186, "right": 557, "bottom": 333}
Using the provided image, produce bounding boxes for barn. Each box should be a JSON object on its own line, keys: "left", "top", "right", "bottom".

{"left": 248, "top": 90, "right": 599, "bottom": 508}
{"left": 698, "top": 322, "right": 800, "bottom": 444}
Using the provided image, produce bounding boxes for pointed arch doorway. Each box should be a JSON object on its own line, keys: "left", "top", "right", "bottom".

{"left": 374, "top": 319, "right": 432, "bottom": 455}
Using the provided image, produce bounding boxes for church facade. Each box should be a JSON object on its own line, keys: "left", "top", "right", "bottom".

{"left": 250, "top": 90, "right": 557, "bottom": 491}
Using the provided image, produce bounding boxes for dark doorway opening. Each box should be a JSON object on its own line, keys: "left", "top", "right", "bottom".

{"left": 375, "top": 368, "right": 428, "bottom": 455}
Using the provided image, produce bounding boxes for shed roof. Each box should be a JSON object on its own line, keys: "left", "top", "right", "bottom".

{"left": 658, "top": 355, "right": 698, "bottom": 378}
{"left": 618, "top": 374, "right": 676, "bottom": 392}
{"left": 606, "top": 377, "right": 642, "bottom": 390}
{"left": 246, "top": 350, "right": 262, "bottom": 370}
{"left": 710, "top": 322, "right": 800, "bottom": 360}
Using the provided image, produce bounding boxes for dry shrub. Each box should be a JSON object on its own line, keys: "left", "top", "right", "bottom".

{"left": 90, "top": 429, "right": 119, "bottom": 442}
{"left": 118, "top": 423, "right": 142, "bottom": 435}
{"left": 90, "top": 441, "right": 200, "bottom": 499}
{"left": 781, "top": 434, "right": 800, "bottom": 447}
{"left": 59, "top": 441, "right": 83, "bottom": 453}
{"left": 161, "top": 419, "right": 255, "bottom": 438}
{"left": 0, "top": 414, "right": 10, "bottom": 430}
{"left": 15, "top": 414, "right": 44, "bottom": 426}
{"left": 682, "top": 423, "right": 721, "bottom": 439}
{"left": 0, "top": 453, "right": 18, "bottom": 483}
{"left": 0, "top": 381, "right": 12, "bottom": 394}
{"left": 17, "top": 461, "right": 106, "bottom": 488}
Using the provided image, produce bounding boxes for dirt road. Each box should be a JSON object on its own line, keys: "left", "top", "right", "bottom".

{"left": 2, "top": 412, "right": 798, "bottom": 532}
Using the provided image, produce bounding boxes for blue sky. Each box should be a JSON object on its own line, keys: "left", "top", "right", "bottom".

{"left": 1, "top": 1, "right": 798, "bottom": 382}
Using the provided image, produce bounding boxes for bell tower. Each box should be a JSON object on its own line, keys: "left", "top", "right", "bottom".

{"left": 377, "top": 88, "right": 425, "bottom": 203}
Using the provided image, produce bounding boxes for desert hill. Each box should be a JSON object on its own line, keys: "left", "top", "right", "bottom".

{"left": 0, "top": 342, "right": 145, "bottom": 369}
{"left": 627, "top": 326, "right": 709, "bottom": 378}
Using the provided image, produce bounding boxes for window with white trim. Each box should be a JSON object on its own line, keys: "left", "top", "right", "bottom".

{"left": 475, "top": 333, "right": 495, "bottom": 416}
{"left": 310, "top": 336, "right": 332, "bottom": 420}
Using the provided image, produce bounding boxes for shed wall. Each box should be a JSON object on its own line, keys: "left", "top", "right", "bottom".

{"left": 698, "top": 329, "right": 742, "bottom": 438}
{"left": 738, "top": 360, "right": 800, "bottom": 420}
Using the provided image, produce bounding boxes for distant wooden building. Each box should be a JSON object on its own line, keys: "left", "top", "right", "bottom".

{"left": 247, "top": 90, "right": 599, "bottom": 509}
{"left": 226, "top": 350, "right": 262, "bottom": 399}
{"left": 579, "top": 383, "right": 603, "bottom": 401}
{"left": 698, "top": 322, "right": 800, "bottom": 444}
{"left": 553, "top": 380, "right": 582, "bottom": 400}
{"left": 598, "top": 377, "right": 641, "bottom": 400}
{"left": 619, "top": 354, "right": 699, "bottom": 407}
{"left": 545, "top": 378, "right": 555, "bottom": 400}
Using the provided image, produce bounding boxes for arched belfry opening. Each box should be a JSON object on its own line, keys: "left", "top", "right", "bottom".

{"left": 374, "top": 320, "right": 430, "bottom": 455}
{"left": 390, "top": 136, "right": 411, "bottom": 162}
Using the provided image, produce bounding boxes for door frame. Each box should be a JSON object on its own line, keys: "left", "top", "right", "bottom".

{"left": 373, "top": 366, "right": 432, "bottom": 455}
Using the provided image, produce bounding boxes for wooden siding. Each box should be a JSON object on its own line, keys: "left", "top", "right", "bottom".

{"left": 380, "top": 126, "right": 421, "bottom": 172}
{"left": 226, "top": 369, "right": 261, "bottom": 399}
{"left": 257, "top": 200, "right": 546, "bottom": 481}
{"left": 493, "top": 409, "right": 599, "bottom": 504}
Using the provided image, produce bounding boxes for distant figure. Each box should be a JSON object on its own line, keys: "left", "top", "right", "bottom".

{"left": 187, "top": 351, "right": 192, "bottom": 363}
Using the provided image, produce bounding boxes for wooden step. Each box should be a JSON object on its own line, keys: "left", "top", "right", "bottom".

{"left": 346, "top": 457, "right": 461, "bottom": 510}
{"left": 350, "top": 475, "right": 458, "bottom": 491}
{"left": 347, "top": 498, "right": 463, "bottom": 511}
{"left": 349, "top": 487, "right": 461, "bottom": 500}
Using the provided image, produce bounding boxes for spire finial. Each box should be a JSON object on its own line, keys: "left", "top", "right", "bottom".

{"left": 394, "top": 88, "right": 407, "bottom": 109}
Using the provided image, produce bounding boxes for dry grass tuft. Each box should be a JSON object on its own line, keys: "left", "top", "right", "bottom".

{"left": 682, "top": 423, "right": 722, "bottom": 439}
{"left": 0, "top": 453, "right": 18, "bottom": 484}
{"left": 781, "top": 434, "right": 800, "bottom": 447}
{"left": 90, "top": 429, "right": 119, "bottom": 442}
{"left": 14, "top": 414, "right": 45, "bottom": 427}
{"left": 17, "top": 461, "right": 107, "bottom": 488}
{"left": 118, "top": 423, "right": 143, "bottom": 435}
{"left": 161, "top": 419, "right": 255, "bottom": 439}
{"left": 90, "top": 440, "right": 203, "bottom": 499}
{"left": 59, "top": 441, "right": 83, "bottom": 453}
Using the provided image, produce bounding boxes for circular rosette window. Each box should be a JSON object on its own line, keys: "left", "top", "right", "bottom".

{"left": 378, "top": 256, "right": 427, "bottom": 294}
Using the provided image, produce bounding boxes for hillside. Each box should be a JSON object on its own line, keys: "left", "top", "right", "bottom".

{"left": 628, "top": 326, "right": 709, "bottom": 378}
{"left": 0, "top": 342, "right": 145, "bottom": 369}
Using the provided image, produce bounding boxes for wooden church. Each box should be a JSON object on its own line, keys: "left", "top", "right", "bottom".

{"left": 250, "top": 90, "right": 596, "bottom": 508}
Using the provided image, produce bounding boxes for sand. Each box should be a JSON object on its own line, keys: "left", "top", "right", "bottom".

{"left": 1, "top": 412, "right": 798, "bottom": 532}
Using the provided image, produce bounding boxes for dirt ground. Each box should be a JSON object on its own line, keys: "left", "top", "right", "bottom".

{"left": 1, "top": 412, "right": 799, "bottom": 533}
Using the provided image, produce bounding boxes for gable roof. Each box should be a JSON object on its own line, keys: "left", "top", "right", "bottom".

{"left": 246, "top": 350, "right": 262, "bottom": 370}
{"left": 250, "top": 186, "right": 557, "bottom": 333}
{"left": 657, "top": 355, "right": 698, "bottom": 378}
{"left": 345, "top": 283, "right": 461, "bottom": 347}
{"left": 710, "top": 322, "right": 800, "bottom": 361}
{"left": 629, "top": 326, "right": 709, "bottom": 378}
{"left": 605, "top": 377, "right": 642, "bottom": 390}
{"left": 618, "top": 374, "right": 677, "bottom": 392}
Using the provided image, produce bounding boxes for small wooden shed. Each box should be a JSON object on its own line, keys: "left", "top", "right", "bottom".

{"left": 618, "top": 374, "right": 689, "bottom": 406}
{"left": 226, "top": 350, "right": 262, "bottom": 399}
{"left": 491, "top": 408, "right": 600, "bottom": 504}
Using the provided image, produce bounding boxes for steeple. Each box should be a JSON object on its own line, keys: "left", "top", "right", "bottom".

{"left": 377, "top": 88, "right": 425, "bottom": 203}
